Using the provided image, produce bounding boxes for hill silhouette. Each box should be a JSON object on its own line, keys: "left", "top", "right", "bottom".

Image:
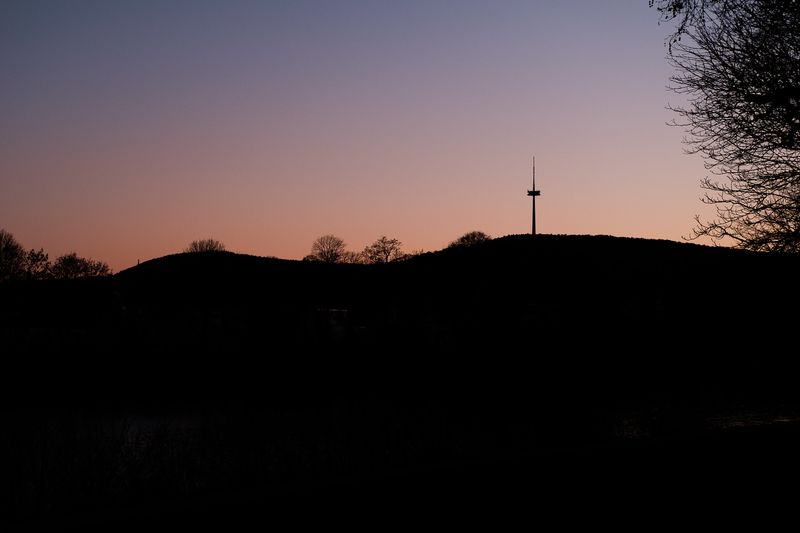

{"left": 3, "top": 234, "right": 800, "bottom": 526}
{"left": 4, "top": 233, "right": 797, "bottom": 408}
{"left": 0, "top": 233, "right": 795, "bottom": 417}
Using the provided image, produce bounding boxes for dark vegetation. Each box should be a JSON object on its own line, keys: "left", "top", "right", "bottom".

{"left": 305, "top": 233, "right": 421, "bottom": 264}
{"left": 653, "top": 0, "right": 800, "bottom": 251}
{"left": 184, "top": 238, "right": 226, "bottom": 253}
{"left": 2, "top": 234, "right": 800, "bottom": 526}
{"left": 0, "top": 229, "right": 111, "bottom": 282}
{"left": 447, "top": 230, "right": 491, "bottom": 248}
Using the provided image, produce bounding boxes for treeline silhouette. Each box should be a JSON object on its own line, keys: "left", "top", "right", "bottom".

{"left": 303, "top": 231, "right": 489, "bottom": 264}
{"left": 0, "top": 229, "right": 111, "bottom": 282}
{"left": 0, "top": 229, "right": 490, "bottom": 283}
{"left": 304, "top": 234, "right": 418, "bottom": 263}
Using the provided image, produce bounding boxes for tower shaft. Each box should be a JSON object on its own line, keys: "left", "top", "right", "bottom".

{"left": 526, "top": 155, "right": 541, "bottom": 235}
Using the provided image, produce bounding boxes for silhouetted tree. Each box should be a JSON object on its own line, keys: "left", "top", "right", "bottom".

{"left": 309, "top": 235, "right": 347, "bottom": 263}
{"left": 51, "top": 253, "right": 111, "bottom": 279}
{"left": 23, "top": 248, "right": 51, "bottom": 280}
{"left": 447, "top": 231, "right": 491, "bottom": 248}
{"left": 185, "top": 239, "right": 226, "bottom": 253}
{"left": 0, "top": 229, "right": 25, "bottom": 282}
{"left": 340, "top": 250, "right": 365, "bottom": 264}
{"left": 650, "top": 0, "right": 715, "bottom": 47}
{"left": 362, "top": 236, "right": 404, "bottom": 264}
{"left": 653, "top": 0, "right": 800, "bottom": 251}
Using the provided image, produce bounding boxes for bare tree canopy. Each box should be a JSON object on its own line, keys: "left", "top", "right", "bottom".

{"left": 0, "top": 229, "right": 25, "bottom": 282}
{"left": 651, "top": 0, "right": 718, "bottom": 45}
{"left": 185, "top": 239, "right": 226, "bottom": 253}
{"left": 1, "top": 230, "right": 58, "bottom": 281}
{"left": 50, "top": 253, "right": 111, "bottom": 279}
{"left": 362, "top": 236, "right": 404, "bottom": 264}
{"left": 309, "top": 235, "right": 347, "bottom": 263}
{"left": 447, "top": 231, "right": 491, "bottom": 248}
{"left": 653, "top": 0, "right": 800, "bottom": 251}
{"left": 24, "top": 248, "right": 51, "bottom": 280}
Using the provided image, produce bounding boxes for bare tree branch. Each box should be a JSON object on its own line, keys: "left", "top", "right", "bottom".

{"left": 654, "top": 0, "right": 800, "bottom": 251}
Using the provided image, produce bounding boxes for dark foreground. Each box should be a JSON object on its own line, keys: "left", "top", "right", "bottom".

{"left": 13, "top": 413, "right": 800, "bottom": 529}
{"left": 2, "top": 235, "right": 799, "bottom": 527}
{"left": 5, "top": 405, "right": 799, "bottom": 529}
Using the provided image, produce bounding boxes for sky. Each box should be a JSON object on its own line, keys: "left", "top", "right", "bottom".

{"left": 0, "top": 0, "right": 712, "bottom": 271}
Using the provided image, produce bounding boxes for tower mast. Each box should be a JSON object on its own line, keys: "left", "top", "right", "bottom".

{"left": 527, "top": 156, "right": 541, "bottom": 235}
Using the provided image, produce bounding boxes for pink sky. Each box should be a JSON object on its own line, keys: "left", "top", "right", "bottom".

{"left": 1, "top": 1, "right": 712, "bottom": 271}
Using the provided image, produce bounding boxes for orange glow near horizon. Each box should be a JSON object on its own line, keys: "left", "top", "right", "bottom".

{"left": 1, "top": 2, "right": 714, "bottom": 272}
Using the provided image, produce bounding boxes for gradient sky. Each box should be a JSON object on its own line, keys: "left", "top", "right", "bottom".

{"left": 1, "top": 0, "right": 712, "bottom": 271}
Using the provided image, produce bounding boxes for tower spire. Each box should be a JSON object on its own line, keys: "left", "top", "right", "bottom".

{"left": 526, "top": 155, "right": 541, "bottom": 235}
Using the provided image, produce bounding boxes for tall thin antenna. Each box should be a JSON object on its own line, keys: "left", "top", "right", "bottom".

{"left": 527, "top": 155, "right": 541, "bottom": 235}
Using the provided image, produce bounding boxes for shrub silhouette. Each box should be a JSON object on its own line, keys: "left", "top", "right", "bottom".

{"left": 447, "top": 231, "right": 491, "bottom": 248}
{"left": 185, "top": 239, "right": 226, "bottom": 253}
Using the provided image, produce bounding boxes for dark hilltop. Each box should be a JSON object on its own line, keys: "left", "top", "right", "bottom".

{"left": 4, "top": 234, "right": 796, "bottom": 405}
{"left": 3, "top": 234, "right": 800, "bottom": 527}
